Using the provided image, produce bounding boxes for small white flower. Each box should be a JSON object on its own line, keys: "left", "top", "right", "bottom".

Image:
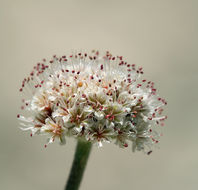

{"left": 41, "top": 118, "right": 66, "bottom": 146}
{"left": 18, "top": 50, "right": 167, "bottom": 153}
{"left": 94, "top": 111, "right": 104, "bottom": 120}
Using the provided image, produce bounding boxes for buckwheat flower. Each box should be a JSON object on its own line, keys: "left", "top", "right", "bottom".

{"left": 18, "top": 50, "right": 167, "bottom": 153}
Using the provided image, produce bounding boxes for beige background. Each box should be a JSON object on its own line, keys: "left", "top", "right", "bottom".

{"left": 1, "top": 0, "right": 198, "bottom": 190}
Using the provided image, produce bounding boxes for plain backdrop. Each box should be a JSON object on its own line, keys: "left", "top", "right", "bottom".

{"left": 0, "top": 0, "right": 198, "bottom": 190}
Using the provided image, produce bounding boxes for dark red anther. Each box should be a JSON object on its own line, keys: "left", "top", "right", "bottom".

{"left": 105, "top": 115, "right": 110, "bottom": 119}
{"left": 110, "top": 115, "right": 115, "bottom": 121}
{"left": 124, "top": 143, "right": 128, "bottom": 147}
{"left": 147, "top": 151, "right": 152, "bottom": 155}
{"left": 99, "top": 106, "right": 103, "bottom": 111}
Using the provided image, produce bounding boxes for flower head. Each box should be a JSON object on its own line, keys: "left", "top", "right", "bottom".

{"left": 18, "top": 50, "right": 167, "bottom": 153}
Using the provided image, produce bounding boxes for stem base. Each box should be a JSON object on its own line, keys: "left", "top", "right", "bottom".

{"left": 65, "top": 139, "right": 92, "bottom": 190}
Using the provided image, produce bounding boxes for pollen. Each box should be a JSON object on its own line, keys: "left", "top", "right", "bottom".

{"left": 77, "top": 81, "right": 83, "bottom": 87}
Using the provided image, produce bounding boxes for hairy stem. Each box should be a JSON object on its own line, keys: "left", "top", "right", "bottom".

{"left": 65, "top": 139, "right": 92, "bottom": 190}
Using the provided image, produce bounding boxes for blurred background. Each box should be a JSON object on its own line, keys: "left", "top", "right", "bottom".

{"left": 0, "top": 0, "right": 198, "bottom": 189}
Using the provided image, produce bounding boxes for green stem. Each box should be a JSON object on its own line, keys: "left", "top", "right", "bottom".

{"left": 65, "top": 139, "right": 92, "bottom": 190}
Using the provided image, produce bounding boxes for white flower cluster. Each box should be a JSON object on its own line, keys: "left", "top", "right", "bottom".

{"left": 18, "top": 50, "right": 167, "bottom": 153}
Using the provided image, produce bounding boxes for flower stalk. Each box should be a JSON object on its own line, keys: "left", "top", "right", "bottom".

{"left": 65, "top": 139, "right": 92, "bottom": 190}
